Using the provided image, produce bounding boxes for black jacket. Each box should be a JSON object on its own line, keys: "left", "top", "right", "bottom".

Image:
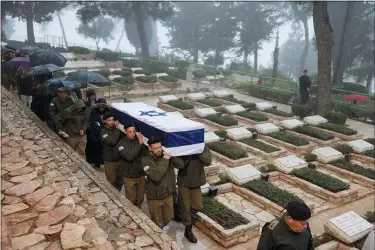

{"left": 299, "top": 75, "right": 312, "bottom": 90}
{"left": 19, "top": 76, "right": 33, "bottom": 96}
{"left": 85, "top": 105, "right": 105, "bottom": 165}
{"left": 30, "top": 88, "right": 47, "bottom": 121}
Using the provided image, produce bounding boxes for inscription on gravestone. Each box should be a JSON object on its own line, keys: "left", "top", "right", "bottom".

{"left": 329, "top": 211, "right": 374, "bottom": 237}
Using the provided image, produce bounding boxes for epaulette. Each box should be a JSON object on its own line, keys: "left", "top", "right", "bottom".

{"left": 268, "top": 219, "right": 279, "bottom": 230}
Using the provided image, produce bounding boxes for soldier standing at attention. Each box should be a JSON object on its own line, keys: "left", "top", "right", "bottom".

{"left": 141, "top": 137, "right": 184, "bottom": 229}
{"left": 178, "top": 146, "right": 212, "bottom": 243}
{"left": 257, "top": 201, "right": 314, "bottom": 250}
{"left": 117, "top": 124, "right": 147, "bottom": 208}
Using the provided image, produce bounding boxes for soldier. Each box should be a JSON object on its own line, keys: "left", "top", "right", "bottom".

{"left": 178, "top": 146, "right": 212, "bottom": 243}
{"left": 141, "top": 137, "right": 184, "bottom": 229}
{"left": 48, "top": 87, "right": 74, "bottom": 134}
{"left": 257, "top": 201, "right": 314, "bottom": 250}
{"left": 117, "top": 124, "right": 147, "bottom": 208}
{"left": 100, "top": 113, "right": 123, "bottom": 191}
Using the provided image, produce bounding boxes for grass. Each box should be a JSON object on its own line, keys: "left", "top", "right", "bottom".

{"left": 333, "top": 144, "right": 354, "bottom": 155}
{"left": 260, "top": 164, "right": 277, "bottom": 173}
{"left": 198, "top": 99, "right": 222, "bottom": 107}
{"left": 205, "top": 115, "right": 238, "bottom": 127}
{"left": 304, "top": 154, "right": 317, "bottom": 162}
{"left": 220, "top": 96, "right": 247, "bottom": 105}
{"left": 237, "top": 111, "right": 269, "bottom": 122}
{"left": 317, "top": 122, "right": 358, "bottom": 136}
{"left": 362, "top": 149, "right": 375, "bottom": 159}
{"left": 364, "top": 138, "right": 375, "bottom": 145}
{"left": 207, "top": 141, "right": 248, "bottom": 160}
{"left": 331, "top": 159, "right": 375, "bottom": 180}
{"left": 292, "top": 126, "right": 335, "bottom": 141}
{"left": 263, "top": 108, "right": 293, "bottom": 117}
{"left": 268, "top": 131, "right": 309, "bottom": 146}
{"left": 239, "top": 138, "right": 280, "bottom": 153}
{"left": 166, "top": 100, "right": 194, "bottom": 110}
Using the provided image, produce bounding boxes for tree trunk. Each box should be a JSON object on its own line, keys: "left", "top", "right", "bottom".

{"left": 192, "top": 47, "right": 198, "bottom": 63}
{"left": 272, "top": 30, "right": 280, "bottom": 87}
{"left": 366, "top": 63, "right": 374, "bottom": 92}
{"left": 243, "top": 47, "right": 249, "bottom": 66}
{"left": 313, "top": 1, "right": 334, "bottom": 116}
{"left": 254, "top": 42, "right": 258, "bottom": 72}
{"left": 95, "top": 41, "right": 99, "bottom": 51}
{"left": 26, "top": 14, "right": 35, "bottom": 44}
{"left": 133, "top": 2, "right": 149, "bottom": 58}
{"left": 56, "top": 11, "right": 68, "bottom": 48}
{"left": 115, "top": 22, "right": 126, "bottom": 52}
{"left": 299, "top": 18, "right": 309, "bottom": 74}
{"left": 332, "top": 2, "right": 353, "bottom": 86}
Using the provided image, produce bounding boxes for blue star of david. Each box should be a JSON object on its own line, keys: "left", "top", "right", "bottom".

{"left": 139, "top": 110, "right": 167, "bottom": 117}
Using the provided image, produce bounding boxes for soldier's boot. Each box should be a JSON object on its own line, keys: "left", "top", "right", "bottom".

{"left": 173, "top": 204, "right": 183, "bottom": 222}
{"left": 184, "top": 225, "right": 197, "bottom": 243}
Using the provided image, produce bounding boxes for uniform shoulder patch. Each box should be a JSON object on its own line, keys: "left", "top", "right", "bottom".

{"left": 143, "top": 166, "right": 150, "bottom": 171}
{"left": 118, "top": 146, "right": 124, "bottom": 151}
{"left": 50, "top": 103, "right": 54, "bottom": 106}
{"left": 102, "top": 134, "right": 108, "bottom": 138}
{"left": 268, "top": 219, "right": 279, "bottom": 230}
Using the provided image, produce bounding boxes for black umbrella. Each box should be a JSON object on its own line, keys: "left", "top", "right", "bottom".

{"left": 41, "top": 77, "right": 82, "bottom": 98}
{"left": 65, "top": 71, "right": 111, "bottom": 87}
{"left": 27, "top": 64, "right": 62, "bottom": 76}
{"left": 29, "top": 49, "right": 67, "bottom": 67}
{"left": 18, "top": 46, "right": 39, "bottom": 55}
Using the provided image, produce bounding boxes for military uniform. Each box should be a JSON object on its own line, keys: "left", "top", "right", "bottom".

{"left": 48, "top": 96, "right": 74, "bottom": 133}
{"left": 141, "top": 153, "right": 184, "bottom": 228}
{"left": 101, "top": 124, "right": 123, "bottom": 191}
{"left": 118, "top": 136, "right": 147, "bottom": 208}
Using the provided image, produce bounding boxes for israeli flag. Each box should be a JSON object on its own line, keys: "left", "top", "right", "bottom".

{"left": 111, "top": 102, "right": 205, "bottom": 156}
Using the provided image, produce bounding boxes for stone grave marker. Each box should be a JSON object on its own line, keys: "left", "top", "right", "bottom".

{"left": 204, "top": 132, "right": 220, "bottom": 143}
{"left": 303, "top": 115, "right": 328, "bottom": 126}
{"left": 256, "top": 102, "right": 274, "bottom": 111}
{"left": 281, "top": 119, "right": 304, "bottom": 130}
{"left": 130, "top": 67, "right": 143, "bottom": 72}
{"left": 226, "top": 127, "right": 252, "bottom": 140}
{"left": 273, "top": 155, "right": 308, "bottom": 174}
{"left": 195, "top": 108, "right": 217, "bottom": 118}
{"left": 187, "top": 93, "right": 206, "bottom": 101}
{"left": 108, "top": 75, "right": 122, "bottom": 81}
{"left": 133, "top": 74, "right": 146, "bottom": 78}
{"left": 155, "top": 73, "right": 169, "bottom": 78}
{"left": 168, "top": 67, "right": 177, "bottom": 70}
{"left": 206, "top": 75, "right": 224, "bottom": 80}
{"left": 324, "top": 211, "right": 374, "bottom": 244}
{"left": 167, "top": 111, "right": 184, "bottom": 117}
{"left": 212, "top": 90, "right": 231, "bottom": 98}
{"left": 224, "top": 104, "right": 246, "bottom": 114}
{"left": 159, "top": 95, "right": 178, "bottom": 103}
{"left": 255, "top": 123, "right": 280, "bottom": 134}
{"left": 201, "top": 80, "right": 211, "bottom": 85}
{"left": 347, "top": 140, "right": 374, "bottom": 153}
{"left": 226, "top": 164, "right": 262, "bottom": 185}
{"left": 312, "top": 147, "right": 344, "bottom": 163}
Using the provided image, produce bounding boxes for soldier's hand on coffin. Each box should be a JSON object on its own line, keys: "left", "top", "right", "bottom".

{"left": 137, "top": 132, "right": 143, "bottom": 144}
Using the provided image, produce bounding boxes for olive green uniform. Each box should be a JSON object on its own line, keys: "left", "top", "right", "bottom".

{"left": 118, "top": 136, "right": 147, "bottom": 208}
{"left": 49, "top": 97, "right": 74, "bottom": 133}
{"left": 141, "top": 153, "right": 184, "bottom": 228}
{"left": 257, "top": 214, "right": 314, "bottom": 250}
{"left": 178, "top": 146, "right": 212, "bottom": 226}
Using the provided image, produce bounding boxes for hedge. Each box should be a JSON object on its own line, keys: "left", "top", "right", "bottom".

{"left": 362, "top": 149, "right": 375, "bottom": 159}
{"left": 237, "top": 111, "right": 269, "bottom": 122}
{"left": 159, "top": 75, "right": 178, "bottom": 83}
{"left": 239, "top": 138, "right": 280, "bottom": 153}
{"left": 263, "top": 108, "right": 293, "bottom": 118}
{"left": 247, "top": 127, "right": 257, "bottom": 133}
{"left": 291, "top": 103, "right": 315, "bottom": 118}
{"left": 220, "top": 96, "right": 247, "bottom": 105}
{"left": 135, "top": 75, "right": 157, "bottom": 83}
{"left": 292, "top": 126, "right": 334, "bottom": 141}
{"left": 122, "top": 59, "right": 141, "bottom": 68}
{"left": 206, "top": 115, "right": 238, "bottom": 127}
{"left": 143, "top": 60, "right": 170, "bottom": 74}
{"left": 241, "top": 102, "right": 257, "bottom": 110}
{"left": 166, "top": 68, "right": 187, "bottom": 80}
{"left": 114, "top": 76, "right": 134, "bottom": 85}
{"left": 214, "top": 130, "right": 228, "bottom": 139}
{"left": 97, "top": 69, "right": 111, "bottom": 77}
{"left": 342, "top": 82, "right": 368, "bottom": 94}
{"left": 201, "top": 196, "right": 249, "bottom": 229}
{"left": 364, "top": 138, "right": 375, "bottom": 145}
{"left": 207, "top": 141, "right": 248, "bottom": 160}
{"left": 193, "top": 70, "right": 207, "bottom": 78}
{"left": 112, "top": 70, "right": 132, "bottom": 77}
{"left": 260, "top": 164, "right": 277, "bottom": 173}
{"left": 317, "top": 123, "right": 357, "bottom": 135}
{"left": 333, "top": 144, "right": 354, "bottom": 155}
{"left": 215, "top": 107, "right": 227, "bottom": 114}
{"left": 333, "top": 103, "right": 374, "bottom": 123}
{"left": 245, "top": 85, "right": 294, "bottom": 104}
{"left": 331, "top": 159, "right": 375, "bottom": 180}
{"left": 324, "top": 111, "right": 347, "bottom": 125}
{"left": 196, "top": 99, "right": 221, "bottom": 107}
{"left": 221, "top": 69, "right": 232, "bottom": 76}
{"left": 134, "top": 69, "right": 151, "bottom": 75}
{"left": 304, "top": 154, "right": 317, "bottom": 162}
{"left": 96, "top": 51, "right": 121, "bottom": 62}
{"left": 202, "top": 66, "right": 221, "bottom": 76}
{"left": 292, "top": 168, "right": 350, "bottom": 193}
{"left": 268, "top": 132, "right": 309, "bottom": 146}
{"left": 68, "top": 46, "right": 90, "bottom": 54}
{"left": 242, "top": 180, "right": 304, "bottom": 208}
{"left": 166, "top": 100, "right": 194, "bottom": 110}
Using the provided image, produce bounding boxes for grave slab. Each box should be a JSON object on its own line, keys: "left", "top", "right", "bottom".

{"left": 273, "top": 155, "right": 308, "bottom": 174}
{"left": 159, "top": 95, "right": 178, "bottom": 103}
{"left": 64, "top": 60, "right": 106, "bottom": 69}
{"left": 324, "top": 211, "right": 374, "bottom": 244}
{"left": 133, "top": 74, "right": 146, "bottom": 78}
{"left": 130, "top": 67, "right": 143, "bottom": 72}
{"left": 167, "top": 111, "right": 184, "bottom": 117}
{"left": 108, "top": 75, "right": 122, "bottom": 80}
{"left": 346, "top": 140, "right": 374, "bottom": 153}
{"left": 303, "top": 115, "right": 328, "bottom": 126}
{"left": 187, "top": 93, "right": 206, "bottom": 101}
{"left": 312, "top": 147, "right": 344, "bottom": 163}
{"left": 195, "top": 108, "right": 217, "bottom": 118}
{"left": 255, "top": 123, "right": 280, "bottom": 134}
{"left": 227, "top": 127, "right": 252, "bottom": 140}
{"left": 281, "top": 119, "right": 304, "bottom": 130}
{"left": 155, "top": 73, "right": 169, "bottom": 78}
{"left": 204, "top": 132, "right": 221, "bottom": 143}
{"left": 224, "top": 105, "right": 246, "bottom": 114}
{"left": 212, "top": 90, "right": 231, "bottom": 98}
{"left": 256, "top": 102, "right": 274, "bottom": 111}
{"left": 206, "top": 75, "right": 224, "bottom": 80}
{"left": 201, "top": 80, "right": 211, "bottom": 85}
{"left": 168, "top": 67, "right": 177, "bottom": 70}
{"left": 226, "top": 164, "right": 262, "bottom": 185}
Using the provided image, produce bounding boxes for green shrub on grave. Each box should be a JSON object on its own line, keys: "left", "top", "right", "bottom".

{"left": 166, "top": 100, "right": 194, "bottom": 110}
{"left": 333, "top": 144, "right": 354, "bottom": 155}
{"left": 364, "top": 138, "right": 375, "bottom": 145}
{"left": 206, "top": 115, "right": 238, "bottom": 127}
{"left": 263, "top": 108, "right": 293, "bottom": 118}
{"left": 292, "top": 126, "right": 335, "bottom": 141}
{"left": 291, "top": 104, "right": 315, "bottom": 118}
{"left": 207, "top": 141, "right": 248, "bottom": 160}
{"left": 214, "top": 130, "right": 228, "bottom": 139}
{"left": 239, "top": 138, "right": 280, "bottom": 153}
{"left": 220, "top": 95, "right": 247, "bottom": 105}
{"left": 304, "top": 154, "right": 317, "bottom": 162}
{"left": 198, "top": 99, "right": 222, "bottom": 107}
{"left": 96, "top": 51, "right": 121, "bottom": 62}
{"left": 134, "top": 69, "right": 151, "bottom": 75}
{"left": 237, "top": 111, "right": 269, "bottom": 122}
{"left": 268, "top": 132, "right": 309, "bottom": 146}
{"left": 241, "top": 102, "right": 257, "bottom": 110}
{"left": 221, "top": 69, "right": 232, "bottom": 76}
{"left": 193, "top": 70, "right": 207, "bottom": 78}
{"left": 317, "top": 123, "right": 357, "bottom": 136}
{"left": 331, "top": 159, "right": 375, "bottom": 180}
{"left": 159, "top": 75, "right": 178, "bottom": 83}
{"left": 122, "top": 59, "right": 141, "bottom": 68}
{"left": 215, "top": 107, "right": 227, "bottom": 114}
{"left": 362, "top": 149, "right": 375, "bottom": 159}
{"left": 247, "top": 127, "right": 257, "bottom": 133}
{"left": 201, "top": 196, "right": 249, "bottom": 229}
{"left": 242, "top": 180, "right": 304, "bottom": 208}
{"left": 342, "top": 82, "right": 369, "bottom": 94}
{"left": 260, "top": 164, "right": 277, "bottom": 173}
{"left": 324, "top": 111, "right": 347, "bottom": 125}
{"left": 112, "top": 69, "right": 132, "bottom": 77}
{"left": 135, "top": 75, "right": 157, "bottom": 83}
{"left": 114, "top": 76, "right": 134, "bottom": 85}
{"left": 97, "top": 69, "right": 111, "bottom": 77}
{"left": 292, "top": 168, "right": 350, "bottom": 193}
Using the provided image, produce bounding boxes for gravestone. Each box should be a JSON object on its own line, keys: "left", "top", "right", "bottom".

{"left": 226, "top": 127, "right": 252, "bottom": 140}
{"left": 133, "top": 74, "right": 146, "bottom": 78}
{"left": 273, "top": 155, "right": 308, "bottom": 174}
{"left": 168, "top": 67, "right": 177, "bottom": 70}
{"left": 324, "top": 211, "right": 374, "bottom": 244}
{"left": 256, "top": 102, "right": 274, "bottom": 111}
{"left": 201, "top": 80, "right": 211, "bottom": 85}
{"left": 303, "top": 115, "right": 328, "bottom": 126}
{"left": 255, "top": 123, "right": 280, "bottom": 134}
{"left": 312, "top": 147, "right": 344, "bottom": 163}
{"left": 167, "top": 111, "right": 184, "bottom": 117}
{"left": 204, "top": 132, "right": 221, "bottom": 143}
{"left": 224, "top": 105, "right": 246, "bottom": 114}
{"left": 281, "top": 119, "right": 304, "bottom": 130}
{"left": 347, "top": 140, "right": 374, "bottom": 153}
{"left": 159, "top": 95, "right": 178, "bottom": 103}
{"left": 130, "top": 67, "right": 143, "bottom": 72}
{"left": 226, "top": 164, "right": 262, "bottom": 185}
{"left": 212, "top": 90, "right": 231, "bottom": 98}
{"left": 155, "top": 73, "right": 169, "bottom": 78}
{"left": 187, "top": 93, "right": 206, "bottom": 101}
{"left": 195, "top": 108, "right": 217, "bottom": 118}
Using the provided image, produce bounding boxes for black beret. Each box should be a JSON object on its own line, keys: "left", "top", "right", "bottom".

{"left": 286, "top": 201, "right": 311, "bottom": 221}
{"left": 148, "top": 136, "right": 161, "bottom": 146}
{"left": 124, "top": 123, "right": 136, "bottom": 130}
{"left": 103, "top": 112, "right": 114, "bottom": 121}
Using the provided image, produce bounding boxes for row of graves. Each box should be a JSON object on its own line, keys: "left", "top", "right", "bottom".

{"left": 152, "top": 90, "right": 375, "bottom": 249}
